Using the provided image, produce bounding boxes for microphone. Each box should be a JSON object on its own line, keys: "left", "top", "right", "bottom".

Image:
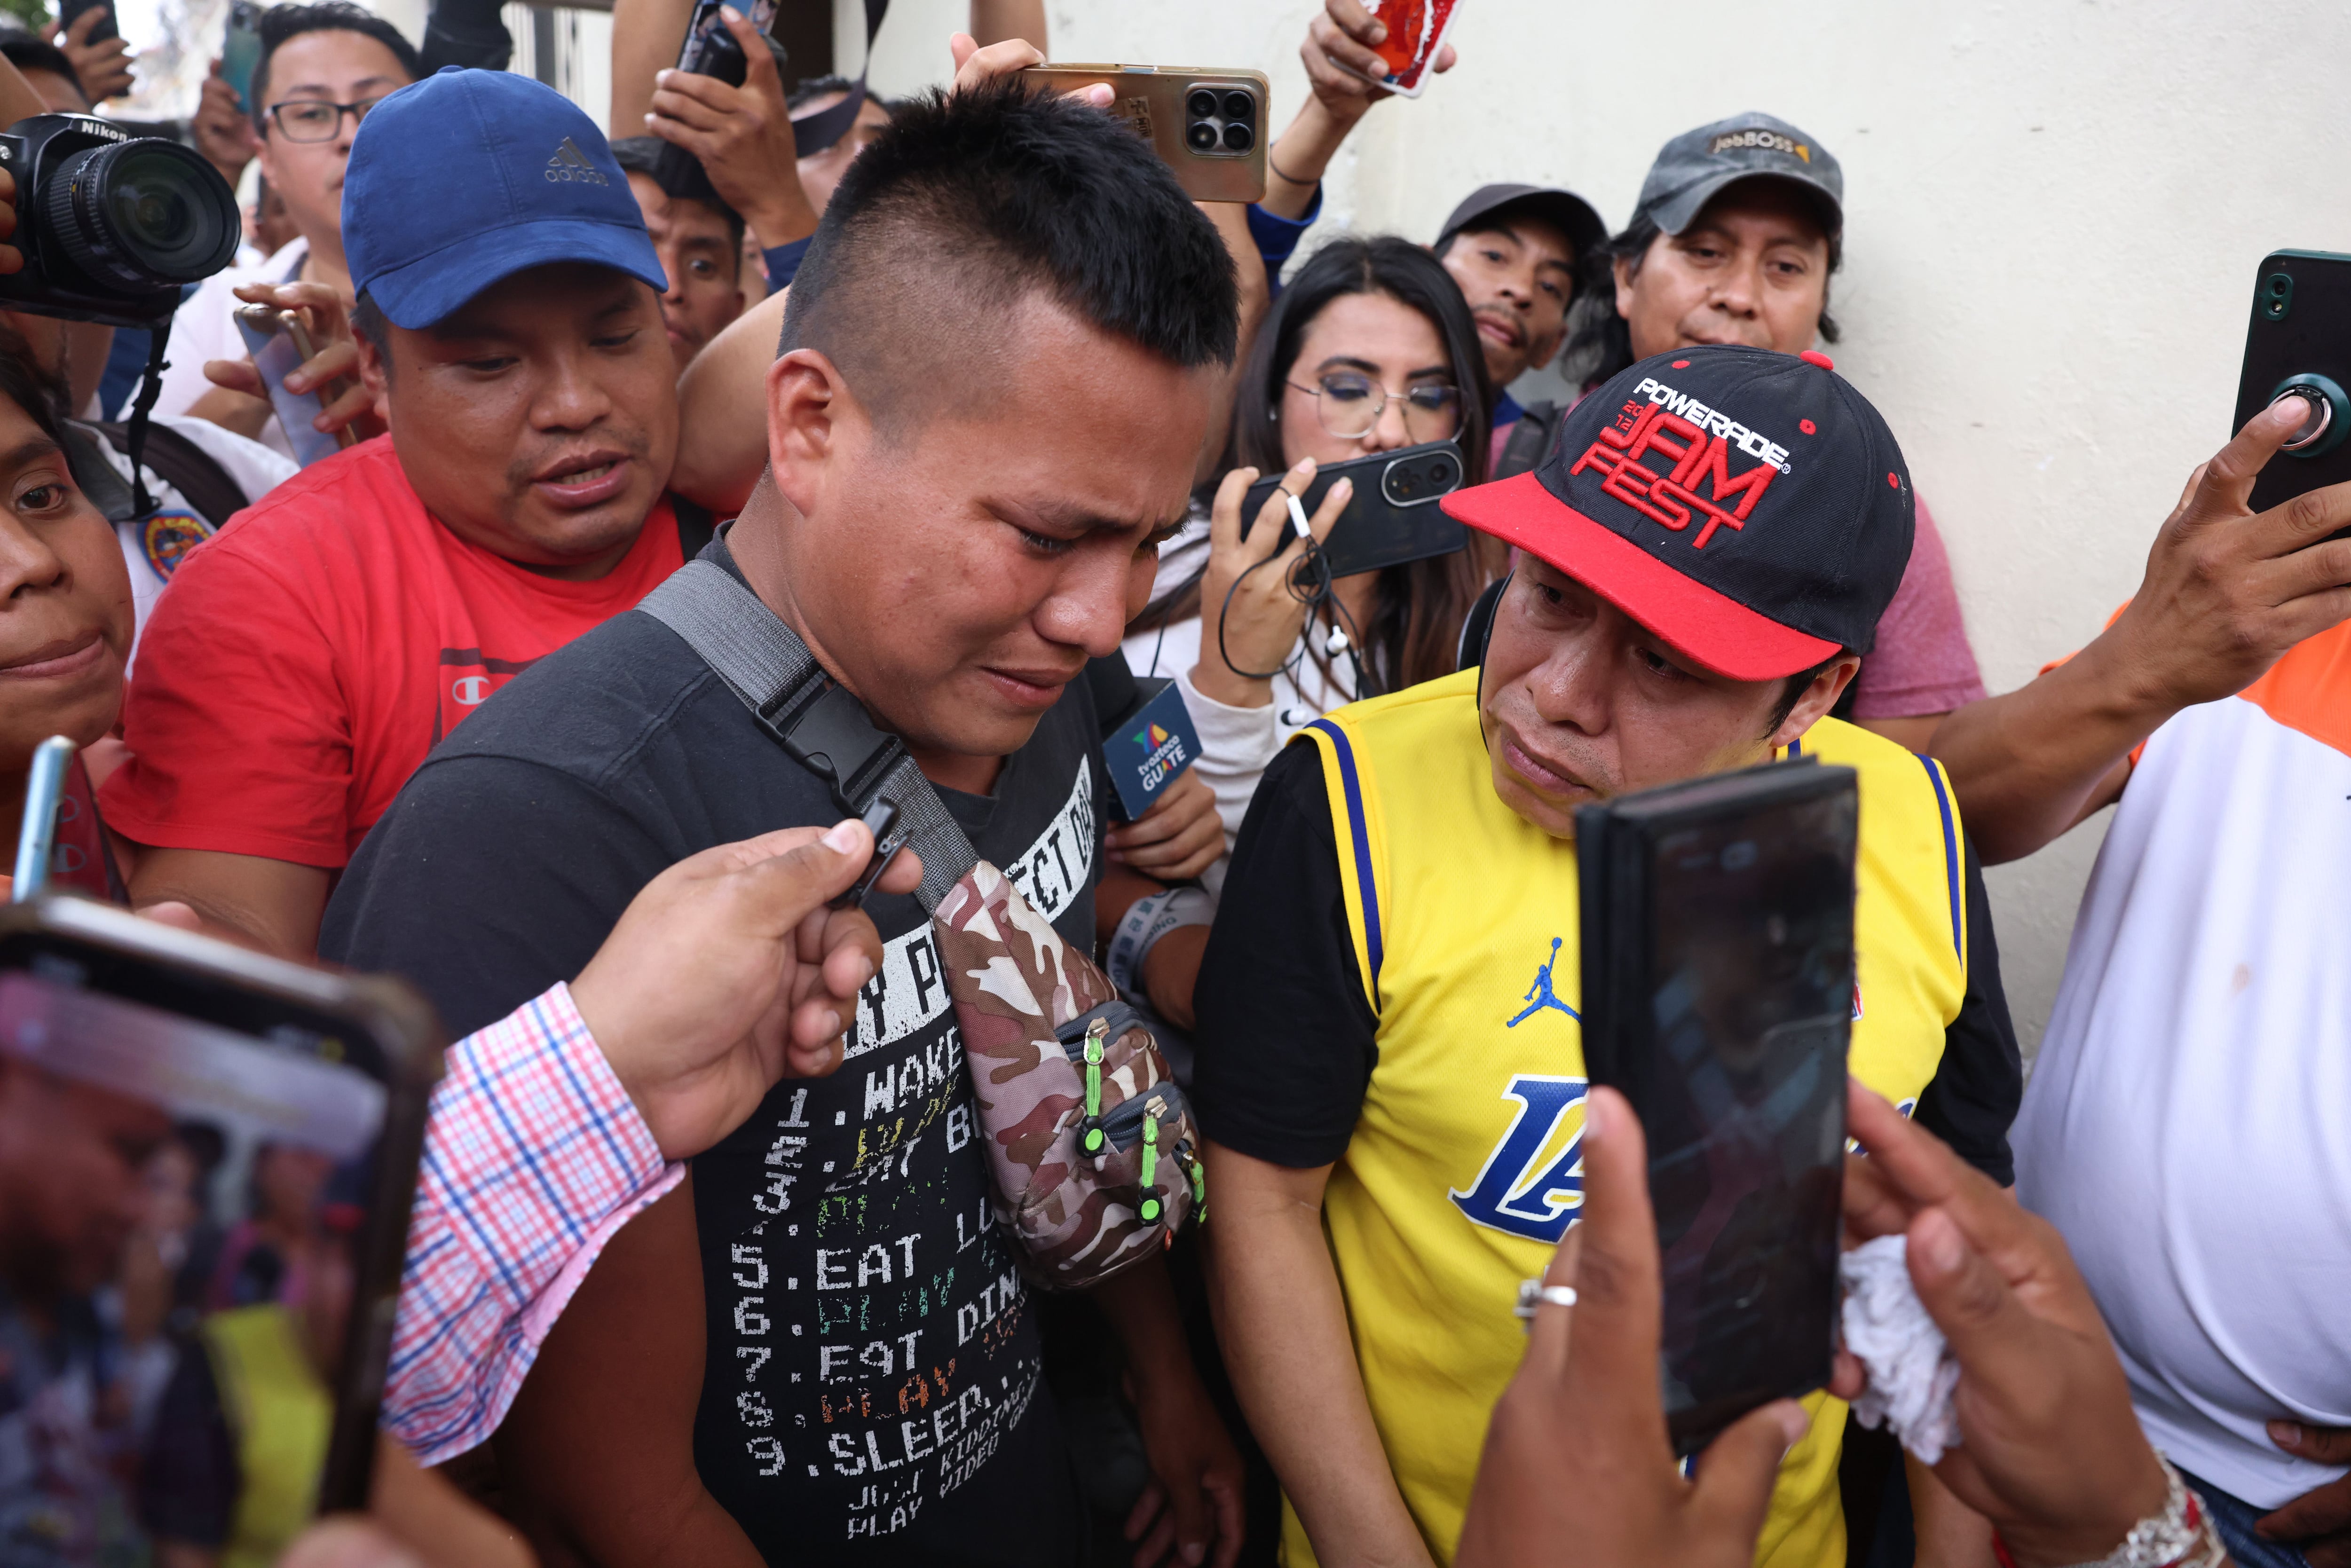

{"left": 1084, "top": 655, "right": 1204, "bottom": 821}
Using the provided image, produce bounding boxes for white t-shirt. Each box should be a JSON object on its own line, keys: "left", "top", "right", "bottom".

{"left": 154, "top": 238, "right": 310, "bottom": 462}
{"left": 87, "top": 414, "right": 299, "bottom": 666}
{"left": 2015, "top": 625, "right": 2351, "bottom": 1508}
{"left": 1120, "top": 517, "right": 1364, "bottom": 897}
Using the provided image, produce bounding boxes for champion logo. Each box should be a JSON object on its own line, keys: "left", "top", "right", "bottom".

{"left": 544, "top": 137, "right": 609, "bottom": 185}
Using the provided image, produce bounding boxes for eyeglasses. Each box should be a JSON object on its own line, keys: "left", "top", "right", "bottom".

{"left": 265, "top": 97, "right": 389, "bottom": 143}
{"left": 1286, "top": 373, "right": 1462, "bottom": 441}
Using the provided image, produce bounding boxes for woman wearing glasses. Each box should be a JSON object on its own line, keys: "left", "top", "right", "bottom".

{"left": 154, "top": 4, "right": 421, "bottom": 458}
{"left": 1123, "top": 236, "right": 1497, "bottom": 892}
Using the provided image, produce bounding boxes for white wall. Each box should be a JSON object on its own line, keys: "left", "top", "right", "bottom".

{"left": 861, "top": 0, "right": 2351, "bottom": 1055}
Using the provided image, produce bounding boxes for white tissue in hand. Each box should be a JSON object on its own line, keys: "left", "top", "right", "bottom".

{"left": 1839, "top": 1234, "right": 1962, "bottom": 1464}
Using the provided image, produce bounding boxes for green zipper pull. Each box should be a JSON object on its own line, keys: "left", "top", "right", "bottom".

{"left": 1081, "top": 1023, "right": 1106, "bottom": 1155}
{"left": 1188, "top": 1155, "right": 1207, "bottom": 1221}
{"left": 1138, "top": 1111, "right": 1162, "bottom": 1223}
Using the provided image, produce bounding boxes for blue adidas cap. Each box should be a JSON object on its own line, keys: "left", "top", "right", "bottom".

{"left": 344, "top": 67, "right": 666, "bottom": 330}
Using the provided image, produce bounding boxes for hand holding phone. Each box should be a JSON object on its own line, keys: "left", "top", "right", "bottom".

{"left": 234, "top": 299, "right": 363, "bottom": 466}
{"left": 1191, "top": 458, "right": 1352, "bottom": 706}
{"left": 1238, "top": 438, "right": 1467, "bottom": 577}
{"left": 1314, "top": 0, "right": 1463, "bottom": 101}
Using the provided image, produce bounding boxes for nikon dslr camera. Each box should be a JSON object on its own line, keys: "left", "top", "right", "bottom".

{"left": 0, "top": 114, "right": 240, "bottom": 327}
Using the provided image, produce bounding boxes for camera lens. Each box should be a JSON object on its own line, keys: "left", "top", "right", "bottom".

{"left": 1221, "top": 121, "right": 1254, "bottom": 152}
{"left": 45, "top": 139, "right": 238, "bottom": 289}
{"left": 1428, "top": 459, "right": 1453, "bottom": 486}
{"left": 1187, "top": 89, "right": 1218, "bottom": 118}
{"left": 1186, "top": 121, "right": 1219, "bottom": 152}
{"left": 1393, "top": 473, "right": 1420, "bottom": 497}
{"left": 1223, "top": 90, "right": 1255, "bottom": 121}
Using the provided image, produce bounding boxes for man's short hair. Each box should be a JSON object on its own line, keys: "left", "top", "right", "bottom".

{"left": 608, "top": 135, "right": 746, "bottom": 254}
{"left": 0, "top": 37, "right": 88, "bottom": 107}
{"left": 250, "top": 1, "right": 424, "bottom": 132}
{"left": 779, "top": 76, "right": 1238, "bottom": 438}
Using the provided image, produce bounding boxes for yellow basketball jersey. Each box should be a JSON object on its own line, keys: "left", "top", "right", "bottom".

{"left": 1283, "top": 667, "right": 1968, "bottom": 1568}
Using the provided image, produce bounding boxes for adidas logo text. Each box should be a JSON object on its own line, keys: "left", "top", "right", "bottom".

{"left": 544, "top": 137, "right": 609, "bottom": 186}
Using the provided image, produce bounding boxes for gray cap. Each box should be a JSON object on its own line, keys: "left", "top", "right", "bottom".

{"left": 1436, "top": 182, "right": 1608, "bottom": 265}
{"left": 1632, "top": 112, "right": 1842, "bottom": 238}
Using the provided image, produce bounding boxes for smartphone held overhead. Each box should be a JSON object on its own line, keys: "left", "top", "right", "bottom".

{"left": 1020, "top": 64, "right": 1269, "bottom": 203}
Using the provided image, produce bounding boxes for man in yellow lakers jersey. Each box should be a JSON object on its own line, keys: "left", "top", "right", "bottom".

{"left": 1191, "top": 344, "right": 2021, "bottom": 1568}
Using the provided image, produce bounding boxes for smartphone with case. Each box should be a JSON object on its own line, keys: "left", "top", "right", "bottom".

{"left": 1239, "top": 438, "right": 1467, "bottom": 578}
{"left": 653, "top": 0, "right": 784, "bottom": 196}
{"left": 221, "top": 0, "right": 264, "bottom": 110}
{"left": 1019, "top": 65, "right": 1268, "bottom": 203}
{"left": 1577, "top": 756, "right": 1857, "bottom": 1458}
{"left": 1338, "top": 0, "right": 1463, "bottom": 98}
{"left": 0, "top": 896, "right": 440, "bottom": 1529}
{"left": 237, "top": 303, "right": 353, "bottom": 468}
{"left": 56, "top": 0, "right": 118, "bottom": 48}
{"left": 2233, "top": 250, "right": 2351, "bottom": 520}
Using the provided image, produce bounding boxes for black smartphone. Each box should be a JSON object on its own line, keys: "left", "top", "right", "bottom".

{"left": 0, "top": 898, "right": 440, "bottom": 1531}
{"left": 2233, "top": 250, "right": 2351, "bottom": 517}
{"left": 1239, "top": 439, "right": 1468, "bottom": 578}
{"left": 56, "top": 0, "right": 117, "bottom": 46}
{"left": 1576, "top": 756, "right": 1857, "bottom": 1457}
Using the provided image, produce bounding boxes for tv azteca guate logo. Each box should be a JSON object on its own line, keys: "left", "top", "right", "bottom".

{"left": 1132, "top": 722, "right": 1189, "bottom": 793}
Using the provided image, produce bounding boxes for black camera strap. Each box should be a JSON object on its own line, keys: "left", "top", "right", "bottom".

{"left": 118, "top": 326, "right": 171, "bottom": 521}
{"left": 635, "top": 548, "right": 976, "bottom": 913}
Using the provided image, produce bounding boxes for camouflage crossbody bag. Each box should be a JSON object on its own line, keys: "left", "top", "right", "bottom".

{"left": 636, "top": 554, "right": 1203, "bottom": 1289}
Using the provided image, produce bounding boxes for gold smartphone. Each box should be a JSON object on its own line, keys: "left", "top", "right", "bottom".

{"left": 1021, "top": 65, "right": 1270, "bottom": 204}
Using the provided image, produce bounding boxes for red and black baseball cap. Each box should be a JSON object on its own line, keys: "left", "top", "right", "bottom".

{"left": 1442, "top": 344, "right": 1914, "bottom": 681}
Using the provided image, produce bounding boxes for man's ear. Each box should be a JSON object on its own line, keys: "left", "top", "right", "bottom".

{"left": 1767, "top": 654, "right": 1862, "bottom": 750}
{"left": 764, "top": 347, "right": 856, "bottom": 516}
{"left": 355, "top": 329, "right": 389, "bottom": 403}
{"left": 1612, "top": 254, "right": 1639, "bottom": 323}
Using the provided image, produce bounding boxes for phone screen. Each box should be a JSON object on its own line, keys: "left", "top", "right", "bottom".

{"left": 1640, "top": 785, "right": 1851, "bottom": 1452}
{"left": 0, "top": 965, "right": 388, "bottom": 1557}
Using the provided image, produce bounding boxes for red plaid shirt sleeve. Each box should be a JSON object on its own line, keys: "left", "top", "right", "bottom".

{"left": 382, "top": 982, "right": 684, "bottom": 1463}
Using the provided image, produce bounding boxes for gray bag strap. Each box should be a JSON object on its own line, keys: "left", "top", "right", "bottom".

{"left": 637, "top": 556, "right": 977, "bottom": 912}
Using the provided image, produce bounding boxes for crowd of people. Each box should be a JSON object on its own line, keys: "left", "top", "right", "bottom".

{"left": 0, "top": 0, "right": 2341, "bottom": 1565}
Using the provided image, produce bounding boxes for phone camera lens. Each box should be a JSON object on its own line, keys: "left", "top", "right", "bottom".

{"left": 1186, "top": 121, "right": 1219, "bottom": 152}
{"left": 1393, "top": 473, "right": 1419, "bottom": 497}
{"left": 1223, "top": 90, "right": 1255, "bottom": 121}
{"left": 1221, "top": 121, "right": 1254, "bottom": 152}
{"left": 1187, "top": 89, "right": 1218, "bottom": 118}
{"left": 1428, "top": 460, "right": 1453, "bottom": 486}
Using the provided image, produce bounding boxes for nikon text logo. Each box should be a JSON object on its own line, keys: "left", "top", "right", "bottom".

{"left": 1709, "top": 128, "right": 1810, "bottom": 163}
{"left": 544, "top": 138, "right": 609, "bottom": 185}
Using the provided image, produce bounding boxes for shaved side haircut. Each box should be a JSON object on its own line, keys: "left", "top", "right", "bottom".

{"left": 778, "top": 76, "right": 1239, "bottom": 440}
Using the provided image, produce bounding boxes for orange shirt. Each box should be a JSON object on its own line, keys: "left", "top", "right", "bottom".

{"left": 102, "top": 436, "right": 685, "bottom": 869}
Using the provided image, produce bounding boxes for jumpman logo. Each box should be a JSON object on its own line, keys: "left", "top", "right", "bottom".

{"left": 1507, "top": 938, "right": 1579, "bottom": 1027}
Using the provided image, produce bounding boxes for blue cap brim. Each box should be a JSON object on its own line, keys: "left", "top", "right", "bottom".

{"left": 364, "top": 217, "right": 669, "bottom": 330}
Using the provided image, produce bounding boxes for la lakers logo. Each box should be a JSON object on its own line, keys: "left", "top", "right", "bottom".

{"left": 1451, "top": 1074, "right": 1587, "bottom": 1242}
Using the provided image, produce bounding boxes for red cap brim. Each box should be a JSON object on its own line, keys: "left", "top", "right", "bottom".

{"left": 1442, "top": 472, "right": 1838, "bottom": 681}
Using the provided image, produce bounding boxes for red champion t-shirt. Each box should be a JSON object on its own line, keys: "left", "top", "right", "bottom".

{"left": 102, "top": 435, "right": 686, "bottom": 869}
